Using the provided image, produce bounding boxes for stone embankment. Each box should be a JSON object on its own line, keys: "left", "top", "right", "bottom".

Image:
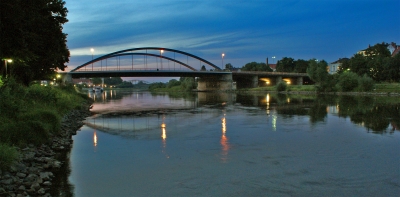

{"left": 0, "top": 100, "right": 93, "bottom": 197}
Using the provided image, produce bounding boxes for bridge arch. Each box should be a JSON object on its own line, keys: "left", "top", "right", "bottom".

{"left": 71, "top": 47, "right": 221, "bottom": 72}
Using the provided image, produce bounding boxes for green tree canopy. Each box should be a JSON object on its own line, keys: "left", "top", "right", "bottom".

{"left": 276, "top": 57, "right": 295, "bottom": 72}
{"left": 241, "top": 62, "right": 272, "bottom": 72}
{"left": 1, "top": 0, "right": 69, "bottom": 85}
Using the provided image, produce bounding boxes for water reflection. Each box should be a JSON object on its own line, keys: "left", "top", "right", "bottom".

{"left": 220, "top": 112, "right": 229, "bottom": 162}
{"left": 61, "top": 90, "right": 400, "bottom": 196}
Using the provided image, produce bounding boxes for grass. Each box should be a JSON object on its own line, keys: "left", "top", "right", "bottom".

{"left": 0, "top": 144, "right": 19, "bottom": 170}
{"left": 374, "top": 83, "right": 400, "bottom": 93}
{"left": 0, "top": 78, "right": 90, "bottom": 169}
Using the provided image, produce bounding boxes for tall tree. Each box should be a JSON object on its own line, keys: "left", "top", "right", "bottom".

{"left": 276, "top": 57, "right": 295, "bottom": 72}
{"left": 293, "top": 59, "right": 308, "bottom": 73}
{"left": 365, "top": 42, "right": 391, "bottom": 58}
{"left": 1, "top": 0, "right": 69, "bottom": 85}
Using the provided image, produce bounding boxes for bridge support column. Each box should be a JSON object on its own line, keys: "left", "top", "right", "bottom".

{"left": 251, "top": 76, "right": 258, "bottom": 88}
{"left": 297, "top": 77, "right": 303, "bottom": 85}
{"left": 61, "top": 73, "right": 72, "bottom": 84}
{"left": 275, "top": 76, "right": 282, "bottom": 84}
{"left": 197, "top": 73, "right": 234, "bottom": 91}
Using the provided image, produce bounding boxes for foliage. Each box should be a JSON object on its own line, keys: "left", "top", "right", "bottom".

{"left": 1, "top": 0, "right": 69, "bottom": 85}
{"left": 167, "top": 79, "right": 181, "bottom": 88}
{"left": 241, "top": 62, "right": 272, "bottom": 72}
{"left": 92, "top": 77, "right": 123, "bottom": 86}
{"left": 276, "top": 81, "right": 287, "bottom": 91}
{"left": 0, "top": 76, "right": 3, "bottom": 87}
{"left": 0, "top": 144, "right": 19, "bottom": 170}
{"left": 276, "top": 57, "right": 295, "bottom": 72}
{"left": 306, "top": 59, "right": 336, "bottom": 92}
{"left": 0, "top": 78, "right": 89, "bottom": 146}
{"left": 225, "top": 63, "right": 234, "bottom": 71}
{"left": 116, "top": 81, "right": 134, "bottom": 88}
{"left": 337, "top": 72, "right": 359, "bottom": 92}
{"left": 180, "top": 77, "right": 196, "bottom": 91}
{"left": 364, "top": 42, "right": 391, "bottom": 58}
{"left": 293, "top": 59, "right": 309, "bottom": 73}
{"left": 200, "top": 65, "right": 207, "bottom": 71}
{"left": 149, "top": 82, "right": 166, "bottom": 90}
{"left": 358, "top": 74, "right": 375, "bottom": 92}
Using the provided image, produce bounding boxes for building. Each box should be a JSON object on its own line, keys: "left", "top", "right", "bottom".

{"left": 72, "top": 78, "right": 93, "bottom": 86}
{"left": 328, "top": 58, "right": 349, "bottom": 74}
{"left": 389, "top": 42, "right": 400, "bottom": 57}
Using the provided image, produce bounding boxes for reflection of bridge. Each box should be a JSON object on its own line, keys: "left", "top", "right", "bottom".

{"left": 61, "top": 47, "right": 310, "bottom": 91}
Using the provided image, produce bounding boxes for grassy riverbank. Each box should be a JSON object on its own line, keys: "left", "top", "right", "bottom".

{"left": 0, "top": 79, "right": 90, "bottom": 170}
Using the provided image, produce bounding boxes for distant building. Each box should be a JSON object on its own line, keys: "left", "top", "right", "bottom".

{"left": 328, "top": 58, "right": 349, "bottom": 74}
{"left": 266, "top": 58, "right": 277, "bottom": 71}
{"left": 72, "top": 78, "right": 93, "bottom": 86}
{"left": 389, "top": 42, "right": 400, "bottom": 57}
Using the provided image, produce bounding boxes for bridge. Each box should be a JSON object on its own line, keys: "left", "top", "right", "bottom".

{"left": 62, "top": 47, "right": 310, "bottom": 91}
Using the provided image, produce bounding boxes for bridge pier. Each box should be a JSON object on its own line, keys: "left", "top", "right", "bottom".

{"left": 197, "top": 73, "right": 234, "bottom": 91}
{"left": 61, "top": 73, "right": 72, "bottom": 84}
{"left": 297, "top": 77, "right": 303, "bottom": 85}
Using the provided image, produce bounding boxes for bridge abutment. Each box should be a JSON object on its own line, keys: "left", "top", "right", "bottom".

{"left": 197, "top": 73, "right": 234, "bottom": 91}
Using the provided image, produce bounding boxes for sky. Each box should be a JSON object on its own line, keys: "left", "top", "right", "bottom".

{"left": 63, "top": 0, "right": 400, "bottom": 82}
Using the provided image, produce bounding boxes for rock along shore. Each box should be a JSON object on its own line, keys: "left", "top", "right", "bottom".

{"left": 0, "top": 100, "right": 93, "bottom": 197}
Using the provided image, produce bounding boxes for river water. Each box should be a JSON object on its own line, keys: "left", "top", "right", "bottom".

{"left": 53, "top": 90, "right": 400, "bottom": 196}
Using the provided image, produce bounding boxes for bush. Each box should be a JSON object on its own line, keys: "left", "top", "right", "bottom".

{"left": 338, "top": 72, "right": 359, "bottom": 92}
{"left": 276, "top": 81, "right": 287, "bottom": 92}
{"left": 0, "top": 144, "right": 19, "bottom": 170}
{"left": 358, "top": 74, "right": 375, "bottom": 92}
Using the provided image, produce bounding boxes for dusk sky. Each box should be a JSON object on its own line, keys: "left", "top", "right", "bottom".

{"left": 64, "top": 0, "right": 399, "bottom": 81}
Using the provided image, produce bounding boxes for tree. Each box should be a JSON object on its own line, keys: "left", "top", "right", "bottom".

{"left": 293, "top": 59, "right": 308, "bottom": 73}
{"left": 167, "top": 79, "right": 181, "bottom": 88}
{"left": 200, "top": 65, "right": 206, "bottom": 71}
{"left": 241, "top": 62, "right": 272, "bottom": 72}
{"left": 349, "top": 54, "right": 368, "bottom": 77}
{"left": 180, "top": 77, "right": 196, "bottom": 91}
{"left": 276, "top": 57, "right": 295, "bottom": 72}
{"left": 306, "top": 59, "right": 335, "bottom": 92}
{"left": 365, "top": 42, "right": 391, "bottom": 58}
{"left": 0, "top": 0, "right": 69, "bottom": 85}
{"left": 225, "top": 63, "right": 233, "bottom": 71}
{"left": 104, "top": 77, "right": 123, "bottom": 85}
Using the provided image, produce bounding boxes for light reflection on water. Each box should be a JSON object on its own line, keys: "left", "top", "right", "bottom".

{"left": 64, "top": 91, "right": 400, "bottom": 197}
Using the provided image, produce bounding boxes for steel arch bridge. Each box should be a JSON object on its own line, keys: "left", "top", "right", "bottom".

{"left": 70, "top": 47, "right": 222, "bottom": 72}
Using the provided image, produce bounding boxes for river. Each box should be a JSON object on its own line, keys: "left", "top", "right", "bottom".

{"left": 51, "top": 90, "right": 400, "bottom": 196}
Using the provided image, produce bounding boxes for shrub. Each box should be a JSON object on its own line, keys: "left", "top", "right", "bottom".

{"left": 0, "top": 144, "right": 19, "bottom": 170}
{"left": 276, "top": 81, "right": 287, "bottom": 92}
{"left": 19, "top": 109, "right": 61, "bottom": 134}
{"left": 338, "top": 72, "right": 359, "bottom": 92}
{"left": 358, "top": 74, "right": 375, "bottom": 92}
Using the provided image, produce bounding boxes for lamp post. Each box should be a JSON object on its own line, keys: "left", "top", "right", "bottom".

{"left": 222, "top": 53, "right": 225, "bottom": 68}
{"left": 3, "top": 59, "right": 12, "bottom": 78}
{"left": 160, "top": 50, "right": 164, "bottom": 70}
{"left": 90, "top": 48, "right": 94, "bottom": 71}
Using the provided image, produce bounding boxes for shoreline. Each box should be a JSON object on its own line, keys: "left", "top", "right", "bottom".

{"left": 0, "top": 100, "right": 93, "bottom": 197}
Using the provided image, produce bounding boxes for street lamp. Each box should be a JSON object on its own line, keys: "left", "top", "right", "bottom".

{"left": 90, "top": 48, "right": 94, "bottom": 71}
{"left": 222, "top": 53, "right": 225, "bottom": 68}
{"left": 3, "top": 59, "right": 12, "bottom": 78}
{"left": 160, "top": 50, "right": 164, "bottom": 70}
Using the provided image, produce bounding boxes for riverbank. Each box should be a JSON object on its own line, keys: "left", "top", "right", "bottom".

{"left": 0, "top": 99, "right": 92, "bottom": 196}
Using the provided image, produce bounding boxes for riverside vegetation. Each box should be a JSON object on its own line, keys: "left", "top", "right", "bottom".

{"left": 0, "top": 77, "right": 92, "bottom": 196}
